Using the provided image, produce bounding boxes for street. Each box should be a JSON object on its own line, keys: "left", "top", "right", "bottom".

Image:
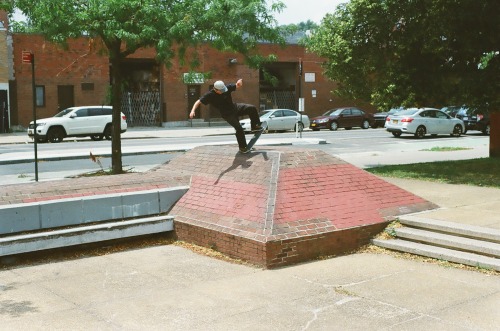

{"left": 0, "top": 127, "right": 490, "bottom": 185}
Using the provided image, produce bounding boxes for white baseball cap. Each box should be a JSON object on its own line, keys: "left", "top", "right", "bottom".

{"left": 214, "top": 80, "right": 228, "bottom": 93}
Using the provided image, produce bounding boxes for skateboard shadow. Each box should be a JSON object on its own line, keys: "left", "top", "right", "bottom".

{"left": 214, "top": 151, "right": 269, "bottom": 185}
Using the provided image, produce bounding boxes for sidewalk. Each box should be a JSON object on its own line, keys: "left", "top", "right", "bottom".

{"left": 0, "top": 178, "right": 499, "bottom": 331}
{"left": 0, "top": 128, "right": 499, "bottom": 330}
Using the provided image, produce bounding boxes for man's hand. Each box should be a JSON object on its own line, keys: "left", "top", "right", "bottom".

{"left": 190, "top": 100, "right": 201, "bottom": 119}
{"left": 236, "top": 78, "right": 243, "bottom": 89}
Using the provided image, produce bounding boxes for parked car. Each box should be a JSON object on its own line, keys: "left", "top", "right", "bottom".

{"left": 454, "top": 107, "right": 490, "bottom": 135}
{"left": 309, "top": 107, "right": 374, "bottom": 131}
{"left": 440, "top": 106, "right": 464, "bottom": 118}
{"left": 372, "top": 107, "right": 404, "bottom": 128}
{"left": 475, "top": 113, "right": 490, "bottom": 135}
{"left": 385, "top": 107, "right": 464, "bottom": 138}
{"left": 240, "top": 109, "right": 310, "bottom": 132}
{"left": 28, "top": 106, "right": 127, "bottom": 143}
{"left": 454, "top": 107, "right": 477, "bottom": 133}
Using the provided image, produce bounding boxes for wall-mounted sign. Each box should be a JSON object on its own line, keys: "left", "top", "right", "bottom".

{"left": 298, "top": 98, "right": 305, "bottom": 112}
{"left": 22, "top": 51, "right": 33, "bottom": 64}
{"left": 183, "top": 73, "right": 204, "bottom": 84}
{"left": 305, "top": 72, "right": 315, "bottom": 82}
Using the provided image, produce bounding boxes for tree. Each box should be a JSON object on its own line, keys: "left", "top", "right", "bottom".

{"left": 3, "top": 0, "right": 286, "bottom": 173}
{"left": 306, "top": 0, "right": 500, "bottom": 156}
{"left": 282, "top": 20, "right": 319, "bottom": 32}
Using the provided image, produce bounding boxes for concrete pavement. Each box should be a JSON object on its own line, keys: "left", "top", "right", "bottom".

{"left": 0, "top": 127, "right": 499, "bottom": 330}
{"left": 1, "top": 241, "right": 499, "bottom": 331}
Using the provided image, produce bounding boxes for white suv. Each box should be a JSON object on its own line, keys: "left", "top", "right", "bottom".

{"left": 28, "top": 106, "right": 127, "bottom": 143}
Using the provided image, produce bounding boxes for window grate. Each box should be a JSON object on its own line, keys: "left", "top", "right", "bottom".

{"left": 260, "top": 90, "right": 296, "bottom": 110}
{"left": 121, "top": 91, "right": 161, "bottom": 126}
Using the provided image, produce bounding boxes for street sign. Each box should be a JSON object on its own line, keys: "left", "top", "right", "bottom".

{"left": 298, "top": 98, "right": 304, "bottom": 112}
{"left": 22, "top": 51, "right": 33, "bottom": 64}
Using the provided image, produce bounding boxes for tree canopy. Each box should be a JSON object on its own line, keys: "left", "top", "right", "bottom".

{"left": 306, "top": 0, "right": 500, "bottom": 112}
{"left": 3, "top": 0, "right": 287, "bottom": 173}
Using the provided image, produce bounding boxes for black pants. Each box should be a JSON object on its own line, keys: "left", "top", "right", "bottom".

{"left": 222, "top": 103, "right": 261, "bottom": 149}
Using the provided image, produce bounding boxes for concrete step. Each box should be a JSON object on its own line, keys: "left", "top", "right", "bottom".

{"left": 394, "top": 227, "right": 500, "bottom": 258}
{"left": 398, "top": 216, "right": 500, "bottom": 243}
{"left": 372, "top": 238, "right": 500, "bottom": 271}
{"left": 0, "top": 215, "right": 174, "bottom": 257}
{"left": 372, "top": 217, "right": 500, "bottom": 271}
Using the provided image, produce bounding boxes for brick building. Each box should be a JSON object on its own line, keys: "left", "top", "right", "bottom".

{"left": 1, "top": 12, "right": 375, "bottom": 130}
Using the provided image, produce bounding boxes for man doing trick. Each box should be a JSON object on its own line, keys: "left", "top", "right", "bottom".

{"left": 189, "top": 79, "right": 262, "bottom": 153}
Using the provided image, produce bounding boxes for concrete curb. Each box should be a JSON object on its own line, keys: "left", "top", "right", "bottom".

{"left": 0, "top": 215, "right": 174, "bottom": 256}
{"left": 0, "top": 186, "right": 188, "bottom": 235}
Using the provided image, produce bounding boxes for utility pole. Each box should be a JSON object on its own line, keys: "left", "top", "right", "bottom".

{"left": 298, "top": 58, "right": 303, "bottom": 138}
{"left": 23, "top": 50, "right": 38, "bottom": 181}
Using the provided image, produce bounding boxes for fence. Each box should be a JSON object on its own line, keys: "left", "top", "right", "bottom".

{"left": 260, "top": 90, "right": 296, "bottom": 110}
{"left": 122, "top": 91, "right": 161, "bottom": 127}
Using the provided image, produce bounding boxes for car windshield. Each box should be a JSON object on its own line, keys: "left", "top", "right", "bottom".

{"left": 323, "top": 108, "right": 343, "bottom": 116}
{"left": 54, "top": 108, "right": 75, "bottom": 117}
{"left": 456, "top": 108, "right": 471, "bottom": 116}
{"left": 259, "top": 110, "right": 274, "bottom": 119}
{"left": 395, "top": 109, "right": 419, "bottom": 116}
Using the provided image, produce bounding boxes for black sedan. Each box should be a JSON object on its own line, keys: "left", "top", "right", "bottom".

{"left": 372, "top": 107, "right": 404, "bottom": 128}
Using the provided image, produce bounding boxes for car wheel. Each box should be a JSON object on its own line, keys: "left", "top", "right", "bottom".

{"left": 451, "top": 124, "right": 462, "bottom": 137}
{"left": 414, "top": 126, "right": 426, "bottom": 139}
{"left": 482, "top": 124, "right": 490, "bottom": 136}
{"left": 361, "top": 120, "right": 370, "bottom": 129}
{"left": 392, "top": 132, "right": 401, "bottom": 137}
{"left": 90, "top": 135, "right": 104, "bottom": 141}
{"left": 104, "top": 124, "right": 113, "bottom": 140}
{"left": 329, "top": 121, "right": 338, "bottom": 131}
{"left": 47, "top": 127, "right": 65, "bottom": 143}
{"left": 294, "top": 122, "right": 304, "bottom": 132}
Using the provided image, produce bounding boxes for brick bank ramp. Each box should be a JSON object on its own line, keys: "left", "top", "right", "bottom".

{"left": 169, "top": 146, "right": 437, "bottom": 268}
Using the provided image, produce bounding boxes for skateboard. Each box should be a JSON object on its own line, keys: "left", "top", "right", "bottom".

{"left": 245, "top": 121, "right": 268, "bottom": 151}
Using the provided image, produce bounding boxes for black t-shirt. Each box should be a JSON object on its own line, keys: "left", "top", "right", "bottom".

{"left": 199, "top": 83, "right": 237, "bottom": 115}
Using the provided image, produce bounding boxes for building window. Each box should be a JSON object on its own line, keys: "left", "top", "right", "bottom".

{"left": 81, "top": 83, "right": 94, "bottom": 91}
{"left": 35, "top": 85, "right": 45, "bottom": 107}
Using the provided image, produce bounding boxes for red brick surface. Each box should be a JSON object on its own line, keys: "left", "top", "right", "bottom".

{"left": 169, "top": 146, "right": 437, "bottom": 268}
{"left": 0, "top": 145, "right": 437, "bottom": 268}
{"left": 0, "top": 166, "right": 190, "bottom": 205}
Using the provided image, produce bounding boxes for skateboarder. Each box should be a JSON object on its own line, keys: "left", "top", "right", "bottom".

{"left": 189, "top": 79, "right": 263, "bottom": 153}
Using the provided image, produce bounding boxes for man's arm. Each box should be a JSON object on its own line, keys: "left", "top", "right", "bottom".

{"left": 189, "top": 99, "right": 202, "bottom": 119}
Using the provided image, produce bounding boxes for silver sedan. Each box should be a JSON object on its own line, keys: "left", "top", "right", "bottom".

{"left": 240, "top": 109, "right": 310, "bottom": 132}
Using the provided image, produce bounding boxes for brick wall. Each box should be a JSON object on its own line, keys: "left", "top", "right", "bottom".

{"left": 12, "top": 35, "right": 110, "bottom": 125}
{"left": 174, "top": 220, "right": 388, "bottom": 269}
{"left": 265, "top": 222, "right": 388, "bottom": 268}
{"left": 0, "top": 21, "right": 7, "bottom": 84}
{"left": 9, "top": 33, "right": 375, "bottom": 127}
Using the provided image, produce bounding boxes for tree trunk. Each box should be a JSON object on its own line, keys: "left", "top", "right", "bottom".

{"left": 110, "top": 54, "right": 123, "bottom": 174}
{"left": 490, "top": 112, "right": 500, "bottom": 158}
